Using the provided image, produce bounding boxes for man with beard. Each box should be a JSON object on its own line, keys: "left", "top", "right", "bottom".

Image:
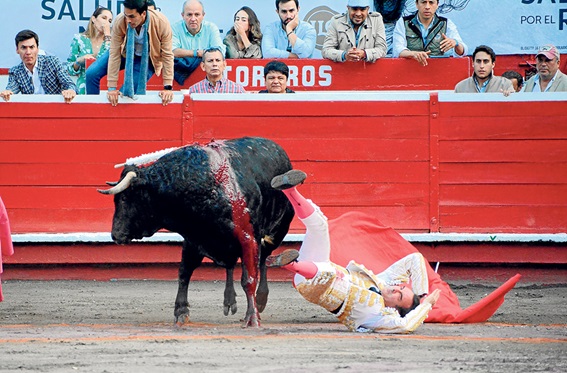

{"left": 262, "top": 0, "right": 316, "bottom": 58}
{"left": 393, "top": 0, "right": 467, "bottom": 66}
{"left": 523, "top": 44, "right": 567, "bottom": 92}
{"left": 455, "top": 45, "right": 514, "bottom": 96}
{"left": 322, "top": 0, "right": 387, "bottom": 63}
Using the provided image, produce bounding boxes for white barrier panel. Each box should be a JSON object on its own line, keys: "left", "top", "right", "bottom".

{"left": 0, "top": 0, "right": 565, "bottom": 69}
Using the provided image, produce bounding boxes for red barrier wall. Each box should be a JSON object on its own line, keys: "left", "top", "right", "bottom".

{"left": 1, "top": 91, "right": 566, "bottom": 276}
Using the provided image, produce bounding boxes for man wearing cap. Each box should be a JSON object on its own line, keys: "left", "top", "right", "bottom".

{"left": 322, "top": 0, "right": 387, "bottom": 63}
{"left": 523, "top": 44, "right": 567, "bottom": 92}
{"left": 455, "top": 45, "right": 514, "bottom": 96}
{"left": 392, "top": 0, "right": 467, "bottom": 66}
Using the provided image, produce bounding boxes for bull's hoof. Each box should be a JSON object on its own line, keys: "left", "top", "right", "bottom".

{"left": 223, "top": 303, "right": 237, "bottom": 316}
{"left": 174, "top": 307, "right": 190, "bottom": 326}
{"left": 256, "top": 293, "right": 268, "bottom": 313}
{"left": 242, "top": 312, "right": 261, "bottom": 328}
{"left": 174, "top": 313, "right": 190, "bottom": 326}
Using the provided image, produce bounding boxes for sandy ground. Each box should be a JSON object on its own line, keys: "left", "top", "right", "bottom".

{"left": 0, "top": 279, "right": 566, "bottom": 373}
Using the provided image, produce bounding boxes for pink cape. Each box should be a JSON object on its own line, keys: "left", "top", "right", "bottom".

{"left": 1, "top": 196, "right": 15, "bottom": 302}
{"left": 328, "top": 211, "right": 521, "bottom": 323}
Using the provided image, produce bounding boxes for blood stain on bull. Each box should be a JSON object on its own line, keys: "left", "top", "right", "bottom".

{"left": 98, "top": 137, "right": 295, "bottom": 327}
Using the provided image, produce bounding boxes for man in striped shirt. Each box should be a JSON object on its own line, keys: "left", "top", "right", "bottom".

{"left": 188, "top": 47, "right": 245, "bottom": 94}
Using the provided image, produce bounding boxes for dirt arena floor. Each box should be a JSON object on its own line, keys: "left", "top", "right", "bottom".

{"left": 0, "top": 278, "right": 566, "bottom": 373}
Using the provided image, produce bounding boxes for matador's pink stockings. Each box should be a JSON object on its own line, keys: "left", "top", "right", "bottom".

{"left": 282, "top": 261, "right": 318, "bottom": 279}
{"left": 282, "top": 187, "right": 315, "bottom": 219}
{"left": 280, "top": 187, "right": 317, "bottom": 278}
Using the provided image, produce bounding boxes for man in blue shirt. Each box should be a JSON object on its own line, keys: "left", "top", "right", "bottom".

{"left": 172, "top": 0, "right": 225, "bottom": 85}
{"left": 392, "top": 0, "right": 467, "bottom": 66}
{"left": 262, "top": 0, "right": 316, "bottom": 59}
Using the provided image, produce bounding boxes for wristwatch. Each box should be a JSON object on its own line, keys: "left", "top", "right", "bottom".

{"left": 164, "top": 85, "right": 173, "bottom": 90}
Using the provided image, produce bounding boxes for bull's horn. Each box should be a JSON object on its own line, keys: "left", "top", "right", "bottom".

{"left": 106, "top": 181, "right": 119, "bottom": 186}
{"left": 97, "top": 171, "right": 137, "bottom": 195}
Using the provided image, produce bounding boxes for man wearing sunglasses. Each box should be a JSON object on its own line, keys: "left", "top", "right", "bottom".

{"left": 322, "top": 0, "right": 387, "bottom": 63}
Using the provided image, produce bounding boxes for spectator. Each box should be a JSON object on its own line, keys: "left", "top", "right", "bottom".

{"left": 147, "top": 0, "right": 159, "bottom": 11}
{"left": 188, "top": 47, "right": 245, "bottom": 93}
{"left": 223, "top": 6, "right": 263, "bottom": 59}
{"left": 322, "top": 0, "right": 387, "bottom": 63}
{"left": 172, "top": 0, "right": 224, "bottom": 85}
{"left": 502, "top": 70, "right": 524, "bottom": 93}
{"left": 1, "top": 29, "right": 76, "bottom": 103}
{"left": 455, "top": 45, "right": 514, "bottom": 96}
{"left": 262, "top": 0, "right": 316, "bottom": 59}
{"left": 523, "top": 45, "right": 567, "bottom": 92}
{"left": 393, "top": 0, "right": 467, "bottom": 66}
{"left": 259, "top": 61, "right": 294, "bottom": 93}
{"left": 85, "top": 0, "right": 174, "bottom": 106}
{"left": 67, "top": 6, "right": 113, "bottom": 94}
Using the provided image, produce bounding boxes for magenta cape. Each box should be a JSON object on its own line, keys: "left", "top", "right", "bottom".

{"left": 328, "top": 211, "right": 521, "bottom": 323}
{"left": 0, "top": 196, "right": 15, "bottom": 302}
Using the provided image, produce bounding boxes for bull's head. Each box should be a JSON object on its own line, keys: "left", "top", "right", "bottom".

{"left": 98, "top": 169, "right": 162, "bottom": 244}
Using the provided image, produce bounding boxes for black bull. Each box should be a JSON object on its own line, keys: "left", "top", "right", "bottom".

{"left": 98, "top": 137, "right": 294, "bottom": 327}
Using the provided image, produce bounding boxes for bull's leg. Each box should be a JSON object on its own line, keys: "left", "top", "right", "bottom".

{"left": 240, "top": 263, "right": 260, "bottom": 328}
{"left": 256, "top": 260, "right": 269, "bottom": 313}
{"left": 174, "top": 243, "right": 204, "bottom": 326}
{"left": 223, "top": 268, "right": 238, "bottom": 316}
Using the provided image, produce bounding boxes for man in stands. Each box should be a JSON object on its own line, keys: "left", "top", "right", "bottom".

{"left": 187, "top": 47, "right": 245, "bottom": 94}
{"left": 172, "top": 0, "right": 224, "bottom": 85}
{"left": 262, "top": 0, "right": 316, "bottom": 59}
{"left": 392, "top": 0, "right": 467, "bottom": 66}
{"left": 266, "top": 169, "right": 441, "bottom": 333}
{"left": 455, "top": 45, "right": 514, "bottom": 96}
{"left": 1, "top": 29, "right": 76, "bottom": 103}
{"left": 523, "top": 44, "right": 567, "bottom": 92}
{"left": 85, "top": 0, "right": 174, "bottom": 107}
{"left": 259, "top": 61, "right": 295, "bottom": 93}
{"left": 322, "top": 0, "right": 387, "bottom": 63}
{"left": 502, "top": 70, "right": 524, "bottom": 93}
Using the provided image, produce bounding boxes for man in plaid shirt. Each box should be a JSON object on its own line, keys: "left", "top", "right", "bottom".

{"left": 188, "top": 47, "right": 245, "bottom": 94}
{"left": 1, "top": 30, "right": 76, "bottom": 103}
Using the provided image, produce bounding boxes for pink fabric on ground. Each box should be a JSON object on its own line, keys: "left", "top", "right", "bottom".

{"left": 328, "top": 211, "right": 521, "bottom": 323}
{"left": 1, "top": 196, "right": 15, "bottom": 302}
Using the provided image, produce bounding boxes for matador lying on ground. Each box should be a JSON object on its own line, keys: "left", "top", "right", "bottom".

{"left": 266, "top": 170, "right": 521, "bottom": 331}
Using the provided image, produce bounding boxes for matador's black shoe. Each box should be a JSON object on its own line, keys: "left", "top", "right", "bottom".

{"left": 265, "top": 249, "right": 300, "bottom": 268}
{"left": 270, "top": 170, "right": 307, "bottom": 190}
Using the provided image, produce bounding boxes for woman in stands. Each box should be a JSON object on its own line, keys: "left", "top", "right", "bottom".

{"left": 223, "top": 6, "right": 263, "bottom": 59}
{"left": 67, "top": 6, "right": 113, "bottom": 94}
